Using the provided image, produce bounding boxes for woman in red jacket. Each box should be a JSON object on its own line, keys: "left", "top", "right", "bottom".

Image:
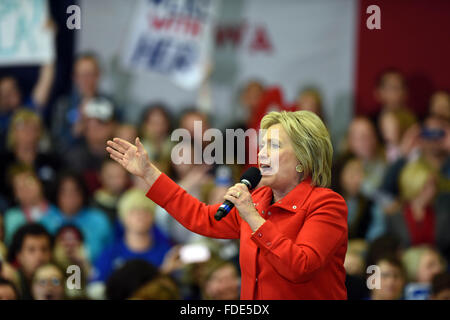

{"left": 106, "top": 110, "right": 348, "bottom": 300}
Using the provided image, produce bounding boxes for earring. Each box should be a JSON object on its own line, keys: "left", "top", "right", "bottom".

{"left": 296, "top": 165, "right": 303, "bottom": 173}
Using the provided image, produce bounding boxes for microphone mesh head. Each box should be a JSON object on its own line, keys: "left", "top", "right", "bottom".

{"left": 240, "top": 167, "right": 262, "bottom": 190}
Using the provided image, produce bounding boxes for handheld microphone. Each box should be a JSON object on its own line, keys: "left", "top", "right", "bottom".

{"left": 214, "top": 167, "right": 262, "bottom": 221}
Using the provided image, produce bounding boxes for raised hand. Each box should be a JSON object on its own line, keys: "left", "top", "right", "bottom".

{"left": 106, "top": 137, "right": 161, "bottom": 186}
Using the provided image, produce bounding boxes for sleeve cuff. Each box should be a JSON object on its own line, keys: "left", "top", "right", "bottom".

{"left": 145, "top": 173, "right": 180, "bottom": 208}
{"left": 250, "top": 220, "right": 283, "bottom": 252}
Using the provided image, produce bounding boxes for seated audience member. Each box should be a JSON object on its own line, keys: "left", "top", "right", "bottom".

{"left": 7, "top": 224, "right": 52, "bottom": 300}
{"left": 51, "top": 53, "right": 112, "bottom": 152}
{"left": 129, "top": 275, "right": 180, "bottom": 300}
{"left": 371, "top": 69, "right": 415, "bottom": 126}
{"left": 369, "top": 255, "right": 406, "bottom": 300}
{"left": 387, "top": 160, "right": 450, "bottom": 257}
{"left": 3, "top": 166, "right": 59, "bottom": 245}
{"left": 93, "top": 159, "right": 130, "bottom": 223}
{"left": 0, "top": 277, "right": 19, "bottom": 300}
{"left": 0, "top": 109, "right": 60, "bottom": 200}
{"left": 402, "top": 246, "right": 446, "bottom": 300}
{"left": 40, "top": 172, "right": 113, "bottom": 263}
{"left": 338, "top": 158, "right": 386, "bottom": 241}
{"left": 91, "top": 189, "right": 172, "bottom": 283}
{"left": 430, "top": 272, "right": 450, "bottom": 300}
{"left": 333, "top": 117, "right": 386, "bottom": 201}
{"left": 139, "top": 103, "right": 173, "bottom": 174}
{"left": 429, "top": 90, "right": 450, "bottom": 122}
{"left": 63, "top": 97, "right": 117, "bottom": 193}
{"left": 378, "top": 109, "right": 416, "bottom": 163}
{"left": 345, "top": 240, "right": 368, "bottom": 277}
{"left": 31, "top": 263, "right": 65, "bottom": 300}
{"left": 105, "top": 259, "right": 160, "bottom": 300}
{"left": 344, "top": 239, "right": 370, "bottom": 300}
{"left": 53, "top": 225, "right": 90, "bottom": 299}
{"left": 294, "top": 86, "right": 326, "bottom": 122}
{"left": 199, "top": 258, "right": 240, "bottom": 300}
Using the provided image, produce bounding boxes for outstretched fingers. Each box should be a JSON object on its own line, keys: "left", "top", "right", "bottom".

{"left": 113, "top": 137, "right": 133, "bottom": 150}
{"left": 106, "top": 146, "right": 125, "bottom": 159}
{"left": 107, "top": 139, "right": 126, "bottom": 153}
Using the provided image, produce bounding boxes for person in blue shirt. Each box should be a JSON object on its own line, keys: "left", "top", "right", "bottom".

{"left": 40, "top": 172, "right": 113, "bottom": 263}
{"left": 90, "top": 188, "right": 172, "bottom": 283}
{"left": 3, "top": 166, "right": 60, "bottom": 245}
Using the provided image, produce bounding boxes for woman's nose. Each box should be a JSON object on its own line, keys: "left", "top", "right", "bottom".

{"left": 258, "top": 147, "right": 269, "bottom": 161}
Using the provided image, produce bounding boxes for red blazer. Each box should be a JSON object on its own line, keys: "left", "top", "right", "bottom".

{"left": 146, "top": 173, "right": 348, "bottom": 300}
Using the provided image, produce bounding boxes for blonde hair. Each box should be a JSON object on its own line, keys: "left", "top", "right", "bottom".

{"left": 260, "top": 110, "right": 333, "bottom": 187}
{"left": 118, "top": 188, "right": 156, "bottom": 220}
{"left": 399, "top": 160, "right": 435, "bottom": 201}
{"left": 402, "top": 246, "right": 446, "bottom": 282}
{"left": 7, "top": 109, "right": 42, "bottom": 150}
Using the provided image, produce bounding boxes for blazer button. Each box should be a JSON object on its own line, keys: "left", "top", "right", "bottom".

{"left": 292, "top": 205, "right": 297, "bottom": 209}
{"left": 266, "top": 241, "right": 271, "bottom": 246}
{"left": 258, "top": 232, "right": 262, "bottom": 237}
{"left": 262, "top": 210, "right": 265, "bottom": 214}
{"left": 268, "top": 211, "right": 272, "bottom": 216}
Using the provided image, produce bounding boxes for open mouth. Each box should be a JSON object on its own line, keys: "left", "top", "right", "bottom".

{"left": 259, "top": 164, "right": 272, "bottom": 174}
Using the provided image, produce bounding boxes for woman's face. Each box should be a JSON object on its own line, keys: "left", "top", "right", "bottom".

{"left": 417, "top": 251, "right": 443, "bottom": 284}
{"left": 240, "top": 82, "right": 264, "bottom": 112}
{"left": 348, "top": 119, "right": 377, "bottom": 160}
{"left": 123, "top": 208, "right": 154, "bottom": 234}
{"left": 74, "top": 58, "right": 99, "bottom": 97}
{"left": 297, "top": 92, "right": 321, "bottom": 116}
{"left": 430, "top": 92, "right": 450, "bottom": 121}
{"left": 258, "top": 124, "right": 300, "bottom": 192}
{"left": 145, "top": 109, "right": 170, "bottom": 140}
{"left": 14, "top": 119, "right": 41, "bottom": 147}
{"left": 56, "top": 228, "right": 82, "bottom": 256}
{"left": 340, "top": 160, "right": 364, "bottom": 196}
{"left": 101, "top": 162, "right": 129, "bottom": 195}
{"left": 12, "top": 173, "right": 43, "bottom": 207}
{"left": 58, "top": 178, "right": 83, "bottom": 216}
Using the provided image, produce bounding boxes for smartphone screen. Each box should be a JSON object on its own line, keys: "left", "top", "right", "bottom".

{"left": 179, "top": 244, "right": 211, "bottom": 264}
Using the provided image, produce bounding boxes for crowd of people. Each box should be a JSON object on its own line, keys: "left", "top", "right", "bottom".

{"left": 0, "top": 52, "right": 450, "bottom": 300}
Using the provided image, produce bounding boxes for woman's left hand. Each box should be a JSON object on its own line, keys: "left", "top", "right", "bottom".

{"left": 223, "top": 183, "right": 266, "bottom": 232}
